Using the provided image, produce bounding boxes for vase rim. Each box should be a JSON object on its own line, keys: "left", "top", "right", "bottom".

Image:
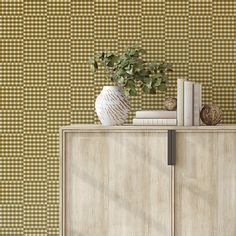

{"left": 103, "top": 86, "right": 120, "bottom": 90}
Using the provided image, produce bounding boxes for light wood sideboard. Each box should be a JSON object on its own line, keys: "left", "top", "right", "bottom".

{"left": 60, "top": 125, "right": 236, "bottom": 236}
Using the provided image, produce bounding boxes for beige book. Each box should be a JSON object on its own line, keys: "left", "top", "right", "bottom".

{"left": 184, "top": 81, "right": 194, "bottom": 126}
{"left": 177, "top": 79, "right": 184, "bottom": 126}
{"left": 133, "top": 118, "right": 177, "bottom": 126}
{"left": 193, "top": 83, "right": 202, "bottom": 126}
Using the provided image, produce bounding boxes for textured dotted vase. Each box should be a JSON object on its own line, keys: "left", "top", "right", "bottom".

{"left": 95, "top": 86, "right": 130, "bottom": 126}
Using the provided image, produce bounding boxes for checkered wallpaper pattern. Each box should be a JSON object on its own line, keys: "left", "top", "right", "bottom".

{"left": 0, "top": 0, "right": 235, "bottom": 235}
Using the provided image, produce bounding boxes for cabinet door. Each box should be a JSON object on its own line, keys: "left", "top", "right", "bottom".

{"left": 61, "top": 131, "right": 172, "bottom": 236}
{"left": 175, "top": 132, "right": 236, "bottom": 236}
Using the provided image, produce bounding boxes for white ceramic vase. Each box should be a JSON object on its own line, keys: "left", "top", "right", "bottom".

{"left": 95, "top": 86, "right": 130, "bottom": 126}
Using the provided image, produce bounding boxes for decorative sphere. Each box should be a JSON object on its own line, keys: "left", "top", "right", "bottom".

{"left": 164, "top": 97, "right": 177, "bottom": 111}
{"left": 200, "top": 104, "right": 222, "bottom": 125}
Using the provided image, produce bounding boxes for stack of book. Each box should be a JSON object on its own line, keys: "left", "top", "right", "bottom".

{"left": 133, "top": 110, "right": 177, "bottom": 125}
{"left": 177, "top": 79, "right": 202, "bottom": 126}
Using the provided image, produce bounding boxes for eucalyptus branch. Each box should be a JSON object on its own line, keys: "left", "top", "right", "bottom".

{"left": 89, "top": 47, "right": 173, "bottom": 96}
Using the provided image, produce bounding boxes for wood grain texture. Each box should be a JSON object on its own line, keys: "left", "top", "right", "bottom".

{"left": 175, "top": 132, "right": 236, "bottom": 236}
{"left": 61, "top": 131, "right": 172, "bottom": 236}
{"left": 61, "top": 124, "right": 236, "bottom": 132}
{"left": 61, "top": 126, "right": 236, "bottom": 236}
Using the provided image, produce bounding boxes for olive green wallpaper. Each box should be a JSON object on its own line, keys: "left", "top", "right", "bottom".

{"left": 0, "top": 0, "right": 235, "bottom": 235}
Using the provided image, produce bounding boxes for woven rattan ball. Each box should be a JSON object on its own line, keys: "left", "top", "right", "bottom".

{"left": 164, "top": 97, "right": 177, "bottom": 111}
{"left": 200, "top": 104, "right": 222, "bottom": 125}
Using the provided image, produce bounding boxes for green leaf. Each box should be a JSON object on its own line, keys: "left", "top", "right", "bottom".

{"left": 142, "top": 85, "right": 150, "bottom": 94}
{"left": 126, "top": 79, "right": 135, "bottom": 89}
{"left": 89, "top": 59, "right": 98, "bottom": 73}
{"left": 148, "top": 63, "right": 158, "bottom": 72}
{"left": 129, "top": 88, "right": 137, "bottom": 96}
{"left": 126, "top": 65, "right": 134, "bottom": 75}
{"left": 157, "top": 83, "right": 167, "bottom": 91}
{"left": 138, "top": 69, "right": 150, "bottom": 77}
{"left": 120, "top": 60, "right": 129, "bottom": 69}
{"left": 143, "top": 77, "right": 152, "bottom": 89}
{"left": 158, "top": 63, "right": 173, "bottom": 73}
{"left": 160, "top": 74, "right": 168, "bottom": 81}
{"left": 129, "top": 49, "right": 137, "bottom": 56}
{"left": 166, "top": 69, "right": 173, "bottom": 73}
{"left": 123, "top": 87, "right": 130, "bottom": 97}
{"left": 97, "top": 52, "right": 105, "bottom": 60}
{"left": 106, "top": 53, "right": 115, "bottom": 58}
{"left": 106, "top": 60, "right": 114, "bottom": 67}
{"left": 139, "top": 48, "right": 147, "bottom": 55}
{"left": 149, "top": 87, "right": 156, "bottom": 94}
{"left": 154, "top": 77, "right": 162, "bottom": 86}
{"left": 117, "top": 77, "right": 125, "bottom": 85}
{"left": 116, "top": 68, "right": 126, "bottom": 77}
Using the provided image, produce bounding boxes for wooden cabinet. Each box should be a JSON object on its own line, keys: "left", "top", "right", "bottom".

{"left": 60, "top": 128, "right": 173, "bottom": 236}
{"left": 175, "top": 131, "right": 236, "bottom": 236}
{"left": 60, "top": 125, "right": 236, "bottom": 236}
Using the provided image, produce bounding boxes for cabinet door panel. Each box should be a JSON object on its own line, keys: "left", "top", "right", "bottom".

{"left": 175, "top": 132, "right": 236, "bottom": 236}
{"left": 62, "top": 132, "right": 172, "bottom": 236}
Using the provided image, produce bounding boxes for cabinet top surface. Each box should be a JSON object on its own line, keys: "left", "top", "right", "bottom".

{"left": 61, "top": 124, "right": 236, "bottom": 132}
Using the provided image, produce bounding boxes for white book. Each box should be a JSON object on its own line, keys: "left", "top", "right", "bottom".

{"left": 135, "top": 110, "right": 176, "bottom": 119}
{"left": 133, "top": 118, "right": 177, "bottom": 126}
{"left": 184, "top": 81, "right": 194, "bottom": 126}
{"left": 193, "top": 83, "right": 202, "bottom": 126}
{"left": 177, "top": 79, "right": 184, "bottom": 126}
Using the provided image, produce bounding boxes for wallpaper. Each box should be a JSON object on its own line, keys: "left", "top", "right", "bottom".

{"left": 0, "top": 0, "right": 235, "bottom": 235}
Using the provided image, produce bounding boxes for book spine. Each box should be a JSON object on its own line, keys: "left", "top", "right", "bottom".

{"left": 184, "top": 81, "right": 194, "bottom": 126}
{"left": 133, "top": 119, "right": 143, "bottom": 125}
{"left": 200, "top": 85, "right": 202, "bottom": 125}
{"left": 135, "top": 111, "right": 176, "bottom": 119}
{"left": 177, "top": 79, "right": 184, "bottom": 126}
{"left": 133, "top": 119, "right": 176, "bottom": 126}
{"left": 193, "top": 83, "right": 202, "bottom": 126}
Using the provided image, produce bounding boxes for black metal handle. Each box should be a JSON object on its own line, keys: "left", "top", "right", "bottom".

{"left": 168, "top": 130, "right": 176, "bottom": 165}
